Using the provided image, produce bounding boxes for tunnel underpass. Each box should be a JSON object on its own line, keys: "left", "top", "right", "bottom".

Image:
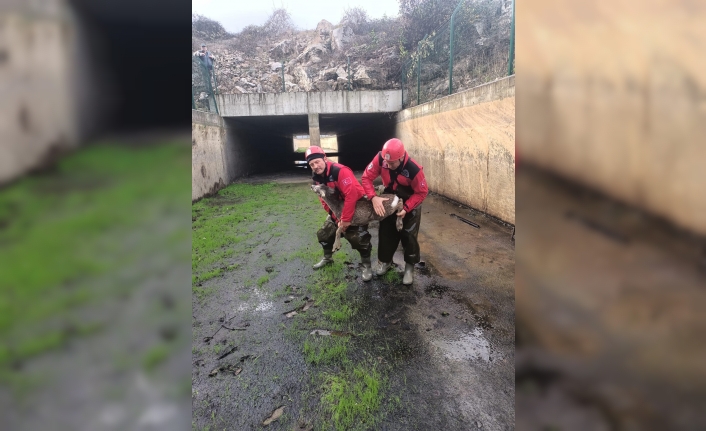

{"left": 221, "top": 112, "right": 398, "bottom": 176}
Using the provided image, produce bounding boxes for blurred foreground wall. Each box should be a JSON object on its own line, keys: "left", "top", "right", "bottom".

{"left": 516, "top": 1, "right": 706, "bottom": 429}
{"left": 396, "top": 76, "right": 516, "bottom": 224}
{"left": 0, "top": 0, "right": 78, "bottom": 184}
{"left": 0, "top": 0, "right": 112, "bottom": 185}
{"left": 517, "top": 0, "right": 706, "bottom": 235}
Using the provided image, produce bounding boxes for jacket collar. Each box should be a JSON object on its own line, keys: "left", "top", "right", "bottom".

{"left": 312, "top": 161, "right": 333, "bottom": 182}
{"left": 382, "top": 152, "right": 409, "bottom": 172}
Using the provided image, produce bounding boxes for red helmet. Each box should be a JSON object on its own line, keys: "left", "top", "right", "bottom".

{"left": 381, "top": 138, "right": 405, "bottom": 161}
{"left": 305, "top": 145, "right": 326, "bottom": 163}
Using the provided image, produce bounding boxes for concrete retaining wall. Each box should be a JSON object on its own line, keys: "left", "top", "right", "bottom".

{"left": 192, "top": 110, "right": 302, "bottom": 201}
{"left": 1, "top": 2, "right": 78, "bottom": 184}
{"left": 517, "top": 0, "right": 706, "bottom": 236}
{"left": 396, "top": 76, "right": 516, "bottom": 224}
{"left": 192, "top": 110, "right": 229, "bottom": 201}
{"left": 218, "top": 90, "right": 402, "bottom": 117}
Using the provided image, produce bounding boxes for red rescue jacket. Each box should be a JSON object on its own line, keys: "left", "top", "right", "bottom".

{"left": 312, "top": 161, "right": 365, "bottom": 223}
{"left": 361, "top": 152, "right": 428, "bottom": 212}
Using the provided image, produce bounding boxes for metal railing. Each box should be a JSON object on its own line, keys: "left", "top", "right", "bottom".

{"left": 191, "top": 0, "right": 514, "bottom": 110}
{"left": 401, "top": 0, "right": 515, "bottom": 108}
{"left": 192, "top": 57, "right": 219, "bottom": 114}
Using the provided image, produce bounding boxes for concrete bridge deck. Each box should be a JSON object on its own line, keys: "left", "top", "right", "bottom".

{"left": 216, "top": 90, "right": 402, "bottom": 117}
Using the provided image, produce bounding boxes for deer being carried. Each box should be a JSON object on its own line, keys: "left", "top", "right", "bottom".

{"left": 305, "top": 145, "right": 403, "bottom": 282}
{"left": 311, "top": 184, "right": 403, "bottom": 252}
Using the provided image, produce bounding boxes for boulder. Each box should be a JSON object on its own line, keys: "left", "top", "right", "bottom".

{"left": 292, "top": 66, "right": 312, "bottom": 91}
{"left": 313, "top": 81, "right": 332, "bottom": 92}
{"left": 267, "top": 74, "right": 282, "bottom": 86}
{"left": 336, "top": 76, "right": 350, "bottom": 89}
{"left": 320, "top": 67, "right": 338, "bottom": 81}
{"left": 356, "top": 66, "right": 386, "bottom": 88}
{"left": 269, "top": 62, "right": 282, "bottom": 71}
{"left": 269, "top": 39, "right": 297, "bottom": 59}
{"left": 296, "top": 43, "right": 328, "bottom": 63}
{"left": 331, "top": 26, "right": 354, "bottom": 51}
{"left": 336, "top": 66, "right": 349, "bottom": 80}
{"left": 353, "top": 66, "right": 372, "bottom": 86}
{"left": 316, "top": 20, "right": 334, "bottom": 35}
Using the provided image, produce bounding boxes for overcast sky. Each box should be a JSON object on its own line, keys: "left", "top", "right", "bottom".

{"left": 192, "top": 0, "right": 400, "bottom": 34}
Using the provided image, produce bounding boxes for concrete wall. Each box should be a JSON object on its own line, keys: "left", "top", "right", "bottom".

{"left": 193, "top": 110, "right": 303, "bottom": 201}
{"left": 517, "top": 0, "right": 706, "bottom": 236}
{"left": 396, "top": 76, "right": 516, "bottom": 224}
{"left": 0, "top": 1, "right": 79, "bottom": 184}
{"left": 217, "top": 90, "right": 402, "bottom": 117}
{"left": 192, "top": 110, "right": 229, "bottom": 201}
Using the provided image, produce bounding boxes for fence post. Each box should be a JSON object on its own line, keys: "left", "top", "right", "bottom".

{"left": 281, "top": 60, "right": 286, "bottom": 92}
{"left": 212, "top": 78, "right": 220, "bottom": 115}
{"left": 507, "top": 0, "right": 515, "bottom": 76}
{"left": 202, "top": 62, "right": 219, "bottom": 115}
{"left": 401, "top": 62, "right": 405, "bottom": 107}
{"left": 449, "top": 0, "right": 463, "bottom": 95}
{"left": 347, "top": 56, "right": 351, "bottom": 91}
{"left": 417, "top": 39, "right": 423, "bottom": 106}
{"left": 212, "top": 64, "right": 219, "bottom": 96}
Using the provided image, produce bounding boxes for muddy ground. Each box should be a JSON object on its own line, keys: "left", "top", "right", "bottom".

{"left": 191, "top": 170, "right": 515, "bottom": 430}
{"left": 516, "top": 167, "right": 706, "bottom": 431}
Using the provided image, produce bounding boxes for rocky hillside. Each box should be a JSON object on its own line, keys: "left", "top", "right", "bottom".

{"left": 192, "top": 0, "right": 513, "bottom": 95}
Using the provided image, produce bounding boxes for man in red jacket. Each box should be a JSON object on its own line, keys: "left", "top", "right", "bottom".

{"left": 306, "top": 146, "right": 373, "bottom": 281}
{"left": 361, "top": 138, "right": 428, "bottom": 285}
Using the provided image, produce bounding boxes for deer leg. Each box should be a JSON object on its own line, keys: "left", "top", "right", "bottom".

{"left": 332, "top": 225, "right": 343, "bottom": 252}
{"left": 396, "top": 201, "right": 404, "bottom": 231}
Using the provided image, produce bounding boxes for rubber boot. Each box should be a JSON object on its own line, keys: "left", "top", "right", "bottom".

{"left": 361, "top": 257, "right": 373, "bottom": 282}
{"left": 376, "top": 261, "right": 392, "bottom": 276}
{"left": 313, "top": 254, "right": 333, "bottom": 269}
{"left": 402, "top": 263, "right": 414, "bottom": 285}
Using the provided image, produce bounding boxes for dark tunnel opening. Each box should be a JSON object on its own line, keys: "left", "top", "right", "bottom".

{"left": 68, "top": 0, "right": 190, "bottom": 137}
{"left": 323, "top": 113, "right": 398, "bottom": 170}
{"left": 220, "top": 112, "right": 398, "bottom": 179}
{"left": 223, "top": 115, "right": 308, "bottom": 178}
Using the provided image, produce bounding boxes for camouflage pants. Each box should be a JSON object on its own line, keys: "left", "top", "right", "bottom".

{"left": 378, "top": 205, "right": 422, "bottom": 264}
{"left": 317, "top": 216, "right": 372, "bottom": 259}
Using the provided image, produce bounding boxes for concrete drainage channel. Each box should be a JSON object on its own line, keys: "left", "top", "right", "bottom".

{"left": 191, "top": 174, "right": 514, "bottom": 430}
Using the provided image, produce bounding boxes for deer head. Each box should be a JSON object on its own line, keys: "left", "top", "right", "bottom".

{"left": 311, "top": 184, "right": 329, "bottom": 199}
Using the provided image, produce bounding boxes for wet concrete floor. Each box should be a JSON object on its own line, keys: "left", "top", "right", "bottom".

{"left": 516, "top": 166, "right": 706, "bottom": 431}
{"left": 192, "top": 170, "right": 515, "bottom": 430}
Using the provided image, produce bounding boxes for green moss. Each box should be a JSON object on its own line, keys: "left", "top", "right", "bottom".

{"left": 192, "top": 181, "right": 394, "bottom": 429}
{"left": 320, "top": 363, "right": 384, "bottom": 431}
{"left": 303, "top": 336, "right": 349, "bottom": 365}
{"left": 143, "top": 343, "right": 170, "bottom": 371}
{"left": 192, "top": 182, "right": 320, "bottom": 298}
{"left": 382, "top": 269, "right": 402, "bottom": 284}
{"left": 0, "top": 142, "right": 190, "bottom": 376}
{"left": 257, "top": 274, "right": 270, "bottom": 287}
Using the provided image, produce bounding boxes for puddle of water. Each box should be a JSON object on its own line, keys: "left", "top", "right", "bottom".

{"left": 254, "top": 301, "right": 274, "bottom": 312}
{"left": 236, "top": 290, "right": 274, "bottom": 312}
{"left": 433, "top": 328, "right": 491, "bottom": 362}
{"left": 424, "top": 283, "right": 450, "bottom": 298}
